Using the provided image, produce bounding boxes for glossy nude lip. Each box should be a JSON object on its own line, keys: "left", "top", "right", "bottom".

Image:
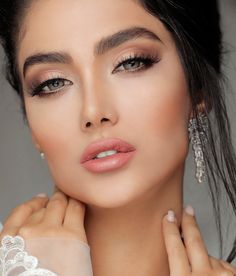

{"left": 80, "top": 138, "right": 136, "bottom": 173}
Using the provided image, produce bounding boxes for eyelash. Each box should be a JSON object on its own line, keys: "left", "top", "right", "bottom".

{"left": 112, "top": 52, "right": 160, "bottom": 74}
{"left": 30, "top": 77, "right": 72, "bottom": 97}
{"left": 29, "top": 53, "right": 160, "bottom": 98}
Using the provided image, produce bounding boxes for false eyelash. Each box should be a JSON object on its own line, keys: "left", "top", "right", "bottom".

{"left": 29, "top": 77, "right": 72, "bottom": 98}
{"left": 28, "top": 52, "right": 160, "bottom": 98}
{"left": 28, "top": 73, "right": 62, "bottom": 96}
{"left": 112, "top": 52, "right": 160, "bottom": 74}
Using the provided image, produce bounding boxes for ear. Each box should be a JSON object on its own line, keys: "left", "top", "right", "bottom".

{"left": 31, "top": 132, "right": 41, "bottom": 152}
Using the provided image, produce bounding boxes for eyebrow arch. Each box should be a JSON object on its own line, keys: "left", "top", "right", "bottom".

{"left": 23, "top": 26, "right": 162, "bottom": 77}
{"left": 23, "top": 52, "right": 72, "bottom": 77}
{"left": 95, "top": 26, "right": 162, "bottom": 56}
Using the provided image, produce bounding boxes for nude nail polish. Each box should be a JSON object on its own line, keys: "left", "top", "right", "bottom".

{"left": 36, "top": 193, "right": 48, "bottom": 198}
{"left": 185, "top": 205, "right": 195, "bottom": 216}
{"left": 167, "top": 210, "right": 176, "bottom": 222}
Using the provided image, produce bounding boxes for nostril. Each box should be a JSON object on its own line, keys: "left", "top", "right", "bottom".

{"left": 86, "top": 122, "right": 92, "bottom": 127}
{"left": 101, "top": 118, "right": 109, "bottom": 123}
{"left": 85, "top": 118, "right": 109, "bottom": 128}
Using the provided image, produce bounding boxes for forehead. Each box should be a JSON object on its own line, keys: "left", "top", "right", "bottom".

{"left": 18, "top": 0, "right": 172, "bottom": 69}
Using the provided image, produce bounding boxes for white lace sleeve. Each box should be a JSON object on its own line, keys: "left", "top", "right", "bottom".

{"left": 0, "top": 235, "right": 57, "bottom": 276}
{"left": 0, "top": 235, "right": 93, "bottom": 276}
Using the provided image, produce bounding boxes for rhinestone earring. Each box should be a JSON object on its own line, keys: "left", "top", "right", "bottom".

{"left": 188, "top": 113, "right": 208, "bottom": 183}
{"left": 40, "top": 152, "right": 45, "bottom": 160}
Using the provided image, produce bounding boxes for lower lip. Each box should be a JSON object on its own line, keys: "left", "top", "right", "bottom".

{"left": 81, "top": 151, "right": 136, "bottom": 173}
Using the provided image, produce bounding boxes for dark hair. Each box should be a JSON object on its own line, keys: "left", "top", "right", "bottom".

{"left": 0, "top": 0, "right": 236, "bottom": 263}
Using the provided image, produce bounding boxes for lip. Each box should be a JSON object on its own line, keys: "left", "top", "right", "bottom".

{"left": 80, "top": 138, "right": 136, "bottom": 173}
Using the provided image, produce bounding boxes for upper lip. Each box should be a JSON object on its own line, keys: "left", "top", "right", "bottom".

{"left": 80, "top": 138, "right": 136, "bottom": 163}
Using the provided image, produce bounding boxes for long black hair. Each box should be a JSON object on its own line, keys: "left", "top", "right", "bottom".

{"left": 0, "top": 0, "right": 236, "bottom": 263}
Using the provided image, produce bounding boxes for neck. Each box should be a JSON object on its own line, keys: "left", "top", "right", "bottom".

{"left": 84, "top": 172, "right": 183, "bottom": 276}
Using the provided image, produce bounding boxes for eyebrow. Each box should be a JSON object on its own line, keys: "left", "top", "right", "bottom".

{"left": 94, "top": 26, "right": 162, "bottom": 55}
{"left": 23, "top": 52, "right": 72, "bottom": 77}
{"left": 23, "top": 26, "right": 162, "bottom": 77}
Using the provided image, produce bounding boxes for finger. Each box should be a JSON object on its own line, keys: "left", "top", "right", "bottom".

{"left": 209, "top": 256, "right": 224, "bottom": 270}
{"left": 220, "top": 260, "right": 236, "bottom": 274}
{"left": 162, "top": 210, "right": 190, "bottom": 275}
{"left": 43, "top": 190, "right": 68, "bottom": 225}
{"left": 24, "top": 208, "right": 46, "bottom": 225}
{"left": 181, "top": 205, "right": 211, "bottom": 272}
{"left": 5, "top": 194, "right": 49, "bottom": 225}
{"left": 0, "top": 226, "right": 19, "bottom": 239}
{"left": 63, "top": 198, "right": 87, "bottom": 242}
{"left": 0, "top": 195, "right": 48, "bottom": 239}
{"left": 63, "top": 198, "right": 85, "bottom": 230}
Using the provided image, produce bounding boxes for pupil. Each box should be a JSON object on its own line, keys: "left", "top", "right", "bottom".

{"left": 125, "top": 60, "right": 140, "bottom": 70}
{"left": 53, "top": 80, "right": 60, "bottom": 87}
{"left": 130, "top": 61, "right": 138, "bottom": 67}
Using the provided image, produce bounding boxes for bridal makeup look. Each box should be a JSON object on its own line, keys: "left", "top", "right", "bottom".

{"left": 17, "top": 0, "right": 192, "bottom": 274}
{"left": 19, "top": 0, "right": 191, "bottom": 209}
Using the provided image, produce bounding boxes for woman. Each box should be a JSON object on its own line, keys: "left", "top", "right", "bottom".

{"left": 0, "top": 0, "right": 236, "bottom": 275}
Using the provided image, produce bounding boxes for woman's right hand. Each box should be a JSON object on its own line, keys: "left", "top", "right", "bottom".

{"left": 0, "top": 188, "right": 88, "bottom": 244}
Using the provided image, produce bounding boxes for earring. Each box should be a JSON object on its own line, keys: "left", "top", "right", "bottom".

{"left": 40, "top": 152, "right": 45, "bottom": 160}
{"left": 188, "top": 113, "right": 208, "bottom": 183}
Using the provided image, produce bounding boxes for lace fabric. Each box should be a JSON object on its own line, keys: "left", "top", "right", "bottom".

{"left": 0, "top": 235, "right": 93, "bottom": 276}
{"left": 0, "top": 235, "right": 57, "bottom": 276}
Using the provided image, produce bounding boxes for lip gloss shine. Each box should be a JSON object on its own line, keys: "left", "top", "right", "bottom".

{"left": 80, "top": 137, "right": 136, "bottom": 173}
{"left": 81, "top": 151, "right": 136, "bottom": 173}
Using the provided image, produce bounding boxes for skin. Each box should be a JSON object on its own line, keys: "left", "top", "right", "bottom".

{"left": 0, "top": 0, "right": 236, "bottom": 275}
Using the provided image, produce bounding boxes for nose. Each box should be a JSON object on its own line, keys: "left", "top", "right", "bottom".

{"left": 80, "top": 86, "right": 119, "bottom": 132}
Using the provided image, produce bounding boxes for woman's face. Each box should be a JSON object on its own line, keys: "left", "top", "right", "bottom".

{"left": 18, "top": 0, "right": 191, "bottom": 209}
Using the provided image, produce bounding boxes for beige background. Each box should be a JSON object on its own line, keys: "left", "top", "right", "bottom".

{"left": 0, "top": 0, "right": 235, "bottom": 262}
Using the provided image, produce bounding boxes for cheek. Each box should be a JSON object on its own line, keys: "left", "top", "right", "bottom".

{"left": 117, "top": 60, "right": 191, "bottom": 178}
{"left": 24, "top": 92, "right": 80, "bottom": 162}
{"left": 118, "top": 64, "right": 191, "bottom": 142}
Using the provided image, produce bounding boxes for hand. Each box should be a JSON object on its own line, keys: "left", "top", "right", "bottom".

{"left": 0, "top": 188, "right": 88, "bottom": 244}
{"left": 162, "top": 206, "right": 236, "bottom": 275}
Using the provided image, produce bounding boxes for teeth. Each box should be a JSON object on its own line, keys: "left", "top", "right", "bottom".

{"left": 95, "top": 150, "right": 118, "bottom": 159}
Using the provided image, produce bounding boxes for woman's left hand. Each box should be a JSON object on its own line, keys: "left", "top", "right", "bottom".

{"left": 162, "top": 206, "right": 236, "bottom": 276}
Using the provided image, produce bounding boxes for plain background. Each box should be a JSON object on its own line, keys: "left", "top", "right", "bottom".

{"left": 0, "top": 0, "right": 235, "bottom": 263}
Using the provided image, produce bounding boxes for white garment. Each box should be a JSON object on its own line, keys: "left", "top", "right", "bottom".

{"left": 0, "top": 222, "right": 93, "bottom": 276}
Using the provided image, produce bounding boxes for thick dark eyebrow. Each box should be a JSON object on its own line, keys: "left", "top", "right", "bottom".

{"left": 94, "top": 26, "right": 162, "bottom": 55}
{"left": 23, "top": 26, "right": 162, "bottom": 77}
{"left": 23, "top": 52, "right": 72, "bottom": 77}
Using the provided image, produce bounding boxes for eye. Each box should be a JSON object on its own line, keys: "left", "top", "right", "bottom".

{"left": 112, "top": 53, "right": 160, "bottom": 74}
{"left": 30, "top": 78, "right": 73, "bottom": 97}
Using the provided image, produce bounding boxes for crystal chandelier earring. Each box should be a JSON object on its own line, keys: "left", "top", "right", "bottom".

{"left": 188, "top": 113, "right": 208, "bottom": 183}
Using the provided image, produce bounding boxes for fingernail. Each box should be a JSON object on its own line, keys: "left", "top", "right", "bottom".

{"left": 36, "top": 193, "right": 48, "bottom": 198}
{"left": 167, "top": 210, "right": 176, "bottom": 222}
{"left": 185, "top": 205, "right": 195, "bottom": 216}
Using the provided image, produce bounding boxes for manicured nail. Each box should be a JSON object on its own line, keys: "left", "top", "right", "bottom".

{"left": 167, "top": 210, "right": 176, "bottom": 222}
{"left": 36, "top": 193, "right": 48, "bottom": 198}
{"left": 185, "top": 205, "right": 195, "bottom": 216}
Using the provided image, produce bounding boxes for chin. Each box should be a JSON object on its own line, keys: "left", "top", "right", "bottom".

{"left": 76, "top": 170, "right": 160, "bottom": 210}
{"left": 61, "top": 170, "right": 145, "bottom": 210}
